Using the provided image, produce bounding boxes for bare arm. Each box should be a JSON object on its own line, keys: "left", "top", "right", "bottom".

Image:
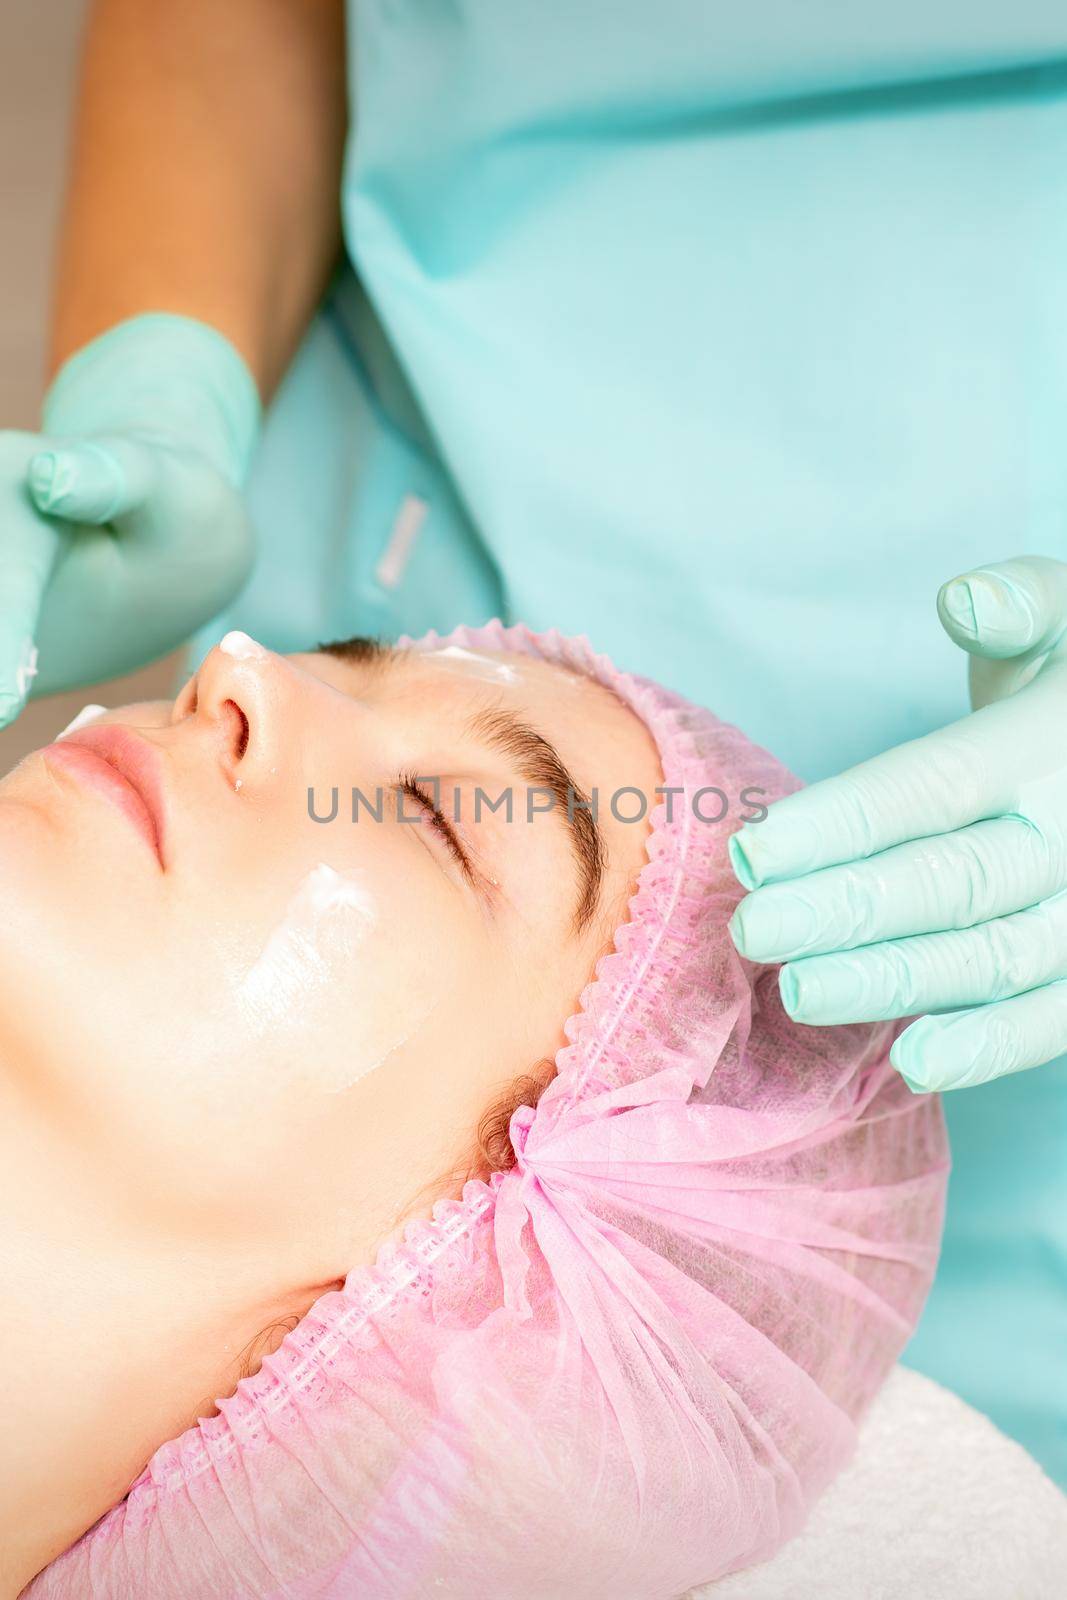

{"left": 47, "top": 0, "right": 348, "bottom": 401}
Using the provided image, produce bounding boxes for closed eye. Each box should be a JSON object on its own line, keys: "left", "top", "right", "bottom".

{"left": 397, "top": 773, "right": 474, "bottom": 882}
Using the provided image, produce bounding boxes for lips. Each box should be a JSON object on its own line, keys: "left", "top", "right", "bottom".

{"left": 41, "top": 725, "right": 167, "bottom": 867}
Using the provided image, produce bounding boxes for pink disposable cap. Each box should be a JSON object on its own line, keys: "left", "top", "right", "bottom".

{"left": 30, "top": 619, "right": 948, "bottom": 1599}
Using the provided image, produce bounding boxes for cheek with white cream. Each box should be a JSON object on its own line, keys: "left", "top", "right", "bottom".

{"left": 228, "top": 863, "right": 441, "bottom": 1096}
{"left": 236, "top": 863, "right": 377, "bottom": 1023}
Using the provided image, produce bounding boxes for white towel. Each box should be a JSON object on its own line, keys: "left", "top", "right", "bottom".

{"left": 684, "top": 1367, "right": 1067, "bottom": 1599}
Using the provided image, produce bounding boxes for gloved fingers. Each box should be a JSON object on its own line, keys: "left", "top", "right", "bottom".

{"left": 728, "top": 722, "right": 998, "bottom": 891}
{"left": 731, "top": 558, "right": 1067, "bottom": 892}
{"left": 29, "top": 466, "right": 254, "bottom": 697}
{"left": 778, "top": 889, "right": 1067, "bottom": 1025}
{"left": 0, "top": 507, "right": 63, "bottom": 727}
{"left": 890, "top": 978, "right": 1067, "bottom": 1091}
{"left": 730, "top": 813, "right": 1065, "bottom": 963}
{"left": 27, "top": 435, "right": 157, "bottom": 526}
{"left": 937, "top": 555, "right": 1067, "bottom": 661}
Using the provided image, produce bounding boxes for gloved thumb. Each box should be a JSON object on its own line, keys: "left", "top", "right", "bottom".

{"left": 26, "top": 436, "right": 155, "bottom": 526}
{"left": 937, "top": 555, "right": 1067, "bottom": 711}
{"left": 937, "top": 555, "right": 1067, "bottom": 661}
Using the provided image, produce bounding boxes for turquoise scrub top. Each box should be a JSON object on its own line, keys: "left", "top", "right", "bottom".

{"left": 192, "top": 4, "right": 1067, "bottom": 1484}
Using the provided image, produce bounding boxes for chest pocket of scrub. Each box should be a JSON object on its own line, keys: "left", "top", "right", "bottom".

{"left": 317, "top": 264, "right": 506, "bottom": 644}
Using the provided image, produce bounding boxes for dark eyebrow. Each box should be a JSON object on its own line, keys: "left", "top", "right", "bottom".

{"left": 316, "top": 634, "right": 607, "bottom": 935}
{"left": 317, "top": 634, "right": 397, "bottom": 670}
{"left": 462, "top": 705, "right": 606, "bottom": 935}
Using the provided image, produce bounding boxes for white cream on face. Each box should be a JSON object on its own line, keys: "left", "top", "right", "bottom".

{"left": 237, "top": 864, "right": 377, "bottom": 1038}
{"left": 219, "top": 630, "right": 268, "bottom": 661}
{"left": 423, "top": 644, "right": 586, "bottom": 695}
{"left": 233, "top": 864, "right": 447, "bottom": 1100}
{"left": 422, "top": 646, "right": 520, "bottom": 685}
{"left": 324, "top": 994, "right": 442, "bottom": 1096}
{"left": 234, "top": 864, "right": 440, "bottom": 1095}
{"left": 57, "top": 703, "right": 109, "bottom": 739}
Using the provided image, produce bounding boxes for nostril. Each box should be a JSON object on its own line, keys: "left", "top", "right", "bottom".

{"left": 172, "top": 675, "right": 198, "bottom": 721}
{"left": 225, "top": 698, "right": 250, "bottom": 761}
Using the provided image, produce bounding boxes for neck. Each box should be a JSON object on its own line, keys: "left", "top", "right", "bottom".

{"left": 0, "top": 1070, "right": 335, "bottom": 1597}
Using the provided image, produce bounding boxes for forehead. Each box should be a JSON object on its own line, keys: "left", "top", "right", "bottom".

{"left": 296, "top": 642, "right": 660, "bottom": 785}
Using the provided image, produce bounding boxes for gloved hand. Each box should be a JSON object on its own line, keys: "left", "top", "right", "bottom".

{"left": 727, "top": 555, "right": 1067, "bottom": 1093}
{"left": 0, "top": 313, "right": 261, "bottom": 726}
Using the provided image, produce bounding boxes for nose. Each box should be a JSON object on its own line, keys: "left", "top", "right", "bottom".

{"left": 171, "top": 633, "right": 285, "bottom": 792}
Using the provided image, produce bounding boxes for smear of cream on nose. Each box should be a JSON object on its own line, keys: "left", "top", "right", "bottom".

{"left": 219, "top": 629, "right": 268, "bottom": 661}
{"left": 423, "top": 645, "right": 519, "bottom": 685}
{"left": 57, "top": 702, "right": 109, "bottom": 738}
{"left": 237, "top": 865, "right": 377, "bottom": 1050}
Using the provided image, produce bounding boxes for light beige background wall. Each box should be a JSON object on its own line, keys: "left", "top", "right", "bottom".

{"left": 0, "top": 0, "right": 181, "bottom": 776}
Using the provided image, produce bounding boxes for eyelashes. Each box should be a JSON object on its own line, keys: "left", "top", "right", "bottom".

{"left": 397, "top": 772, "right": 474, "bottom": 882}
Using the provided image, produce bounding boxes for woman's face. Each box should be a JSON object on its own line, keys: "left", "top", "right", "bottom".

{"left": 0, "top": 637, "right": 661, "bottom": 1284}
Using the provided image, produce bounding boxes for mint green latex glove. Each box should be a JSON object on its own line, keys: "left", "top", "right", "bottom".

{"left": 728, "top": 555, "right": 1067, "bottom": 1093}
{"left": 0, "top": 313, "right": 261, "bottom": 725}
